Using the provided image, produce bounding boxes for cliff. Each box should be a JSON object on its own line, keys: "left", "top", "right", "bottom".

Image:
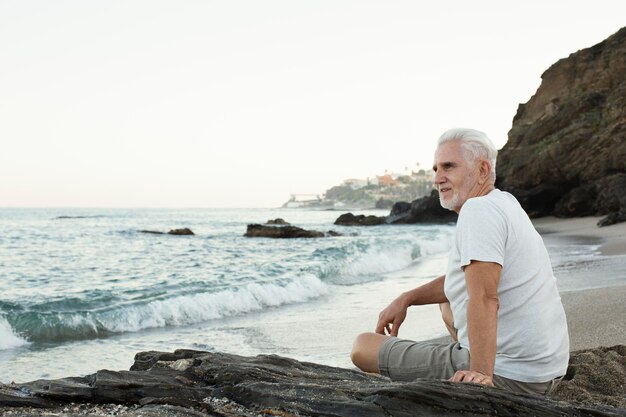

{"left": 497, "top": 26, "right": 626, "bottom": 224}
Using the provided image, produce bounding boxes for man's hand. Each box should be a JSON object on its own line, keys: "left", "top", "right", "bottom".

{"left": 375, "top": 296, "right": 408, "bottom": 336}
{"left": 449, "top": 370, "right": 494, "bottom": 386}
{"left": 375, "top": 275, "right": 448, "bottom": 336}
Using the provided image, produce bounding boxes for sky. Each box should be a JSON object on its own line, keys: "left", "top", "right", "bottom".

{"left": 1, "top": 1, "right": 624, "bottom": 208}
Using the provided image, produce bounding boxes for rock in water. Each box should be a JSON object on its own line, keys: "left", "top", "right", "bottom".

{"left": 497, "top": 27, "right": 626, "bottom": 222}
{"left": 139, "top": 230, "right": 165, "bottom": 235}
{"left": 1, "top": 348, "right": 624, "bottom": 416}
{"left": 266, "top": 218, "right": 290, "bottom": 225}
{"left": 167, "top": 228, "right": 194, "bottom": 235}
{"left": 334, "top": 213, "right": 386, "bottom": 226}
{"left": 244, "top": 224, "right": 325, "bottom": 238}
{"left": 387, "top": 190, "right": 458, "bottom": 224}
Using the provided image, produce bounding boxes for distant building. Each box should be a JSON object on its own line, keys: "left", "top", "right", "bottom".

{"left": 376, "top": 174, "right": 399, "bottom": 188}
{"left": 412, "top": 169, "right": 434, "bottom": 182}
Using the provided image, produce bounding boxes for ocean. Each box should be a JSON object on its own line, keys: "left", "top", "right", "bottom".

{"left": 0, "top": 208, "right": 611, "bottom": 383}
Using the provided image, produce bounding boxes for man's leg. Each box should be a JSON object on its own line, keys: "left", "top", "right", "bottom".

{"left": 439, "top": 302, "right": 458, "bottom": 341}
{"left": 351, "top": 332, "right": 390, "bottom": 373}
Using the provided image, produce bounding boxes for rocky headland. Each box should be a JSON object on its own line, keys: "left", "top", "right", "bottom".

{"left": 496, "top": 26, "right": 626, "bottom": 225}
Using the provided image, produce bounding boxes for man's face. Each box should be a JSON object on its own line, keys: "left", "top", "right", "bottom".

{"left": 433, "top": 141, "right": 480, "bottom": 213}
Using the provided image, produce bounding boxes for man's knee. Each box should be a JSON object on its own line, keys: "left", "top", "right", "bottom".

{"left": 351, "top": 332, "right": 386, "bottom": 373}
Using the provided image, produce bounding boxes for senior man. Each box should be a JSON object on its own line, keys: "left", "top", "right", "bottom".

{"left": 351, "top": 128, "right": 569, "bottom": 395}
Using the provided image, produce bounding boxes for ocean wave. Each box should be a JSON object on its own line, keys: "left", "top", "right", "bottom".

{"left": 4, "top": 275, "right": 328, "bottom": 343}
{"left": 319, "top": 233, "right": 451, "bottom": 285}
{"left": 54, "top": 215, "right": 107, "bottom": 220}
{"left": 0, "top": 316, "right": 29, "bottom": 350}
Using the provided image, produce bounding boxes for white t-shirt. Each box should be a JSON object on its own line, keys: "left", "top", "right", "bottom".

{"left": 444, "top": 189, "right": 569, "bottom": 382}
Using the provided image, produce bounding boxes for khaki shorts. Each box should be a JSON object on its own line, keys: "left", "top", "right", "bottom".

{"left": 378, "top": 337, "right": 562, "bottom": 395}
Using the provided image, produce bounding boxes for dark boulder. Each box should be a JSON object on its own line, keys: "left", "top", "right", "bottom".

{"left": 1, "top": 347, "right": 624, "bottom": 416}
{"left": 387, "top": 190, "right": 458, "bottom": 224}
{"left": 245, "top": 224, "right": 325, "bottom": 238}
{"left": 598, "top": 210, "right": 626, "bottom": 227}
{"left": 554, "top": 184, "right": 598, "bottom": 217}
{"left": 266, "top": 218, "right": 290, "bottom": 225}
{"left": 594, "top": 174, "right": 626, "bottom": 215}
{"left": 390, "top": 201, "right": 412, "bottom": 216}
{"left": 375, "top": 198, "right": 395, "bottom": 209}
{"left": 334, "top": 213, "right": 386, "bottom": 226}
{"left": 325, "top": 230, "right": 343, "bottom": 237}
{"left": 167, "top": 228, "right": 194, "bottom": 236}
{"left": 511, "top": 183, "right": 572, "bottom": 218}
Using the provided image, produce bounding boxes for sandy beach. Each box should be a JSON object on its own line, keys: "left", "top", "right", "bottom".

{"left": 530, "top": 216, "right": 626, "bottom": 409}
{"left": 533, "top": 216, "right": 626, "bottom": 350}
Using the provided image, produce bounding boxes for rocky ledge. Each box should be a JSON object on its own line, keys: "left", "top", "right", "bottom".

{"left": 1, "top": 346, "right": 625, "bottom": 417}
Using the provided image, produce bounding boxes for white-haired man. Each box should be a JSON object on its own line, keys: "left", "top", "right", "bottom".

{"left": 351, "top": 128, "right": 569, "bottom": 395}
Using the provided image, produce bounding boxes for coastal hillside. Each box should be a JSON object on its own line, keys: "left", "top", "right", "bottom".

{"left": 496, "top": 26, "right": 626, "bottom": 224}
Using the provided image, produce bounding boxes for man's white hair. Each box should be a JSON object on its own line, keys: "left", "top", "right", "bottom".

{"left": 437, "top": 128, "right": 498, "bottom": 181}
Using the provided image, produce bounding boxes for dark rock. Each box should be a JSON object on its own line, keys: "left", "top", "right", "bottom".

{"left": 387, "top": 190, "right": 458, "bottom": 224}
{"left": 167, "top": 228, "right": 194, "bottom": 236}
{"left": 512, "top": 183, "right": 572, "bottom": 218}
{"left": 334, "top": 213, "right": 386, "bottom": 226}
{"left": 389, "top": 201, "right": 411, "bottom": 216}
{"left": 1, "top": 347, "right": 625, "bottom": 416}
{"left": 598, "top": 210, "right": 626, "bottom": 227}
{"left": 325, "top": 230, "right": 343, "bottom": 237}
{"left": 594, "top": 174, "right": 626, "bottom": 215}
{"left": 266, "top": 218, "right": 290, "bottom": 225}
{"left": 497, "top": 27, "right": 626, "bottom": 224}
{"left": 375, "top": 198, "right": 394, "bottom": 209}
{"left": 139, "top": 230, "right": 166, "bottom": 235}
{"left": 335, "top": 191, "right": 458, "bottom": 225}
{"left": 244, "top": 224, "right": 324, "bottom": 238}
{"left": 554, "top": 184, "right": 598, "bottom": 217}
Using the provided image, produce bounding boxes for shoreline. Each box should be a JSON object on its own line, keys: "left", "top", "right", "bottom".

{"left": 534, "top": 216, "right": 626, "bottom": 350}
{"left": 533, "top": 215, "right": 626, "bottom": 256}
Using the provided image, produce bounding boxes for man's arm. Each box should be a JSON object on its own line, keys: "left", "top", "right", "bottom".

{"left": 376, "top": 274, "right": 448, "bottom": 336}
{"left": 450, "top": 261, "right": 501, "bottom": 386}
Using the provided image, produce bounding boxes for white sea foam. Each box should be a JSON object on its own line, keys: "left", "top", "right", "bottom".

{"left": 0, "top": 316, "right": 29, "bottom": 350}
{"left": 336, "top": 246, "right": 414, "bottom": 278}
{"left": 325, "top": 233, "right": 452, "bottom": 285}
{"left": 94, "top": 274, "right": 330, "bottom": 334}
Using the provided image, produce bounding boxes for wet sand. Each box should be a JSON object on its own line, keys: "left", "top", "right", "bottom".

{"left": 533, "top": 216, "right": 626, "bottom": 350}
{"left": 533, "top": 217, "right": 626, "bottom": 409}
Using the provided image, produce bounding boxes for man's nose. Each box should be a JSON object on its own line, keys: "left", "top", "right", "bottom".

{"left": 434, "top": 170, "right": 444, "bottom": 184}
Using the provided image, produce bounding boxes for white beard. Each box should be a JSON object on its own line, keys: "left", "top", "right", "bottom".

{"left": 439, "top": 191, "right": 461, "bottom": 211}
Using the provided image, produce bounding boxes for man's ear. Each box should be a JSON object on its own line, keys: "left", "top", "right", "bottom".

{"left": 478, "top": 160, "right": 491, "bottom": 184}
